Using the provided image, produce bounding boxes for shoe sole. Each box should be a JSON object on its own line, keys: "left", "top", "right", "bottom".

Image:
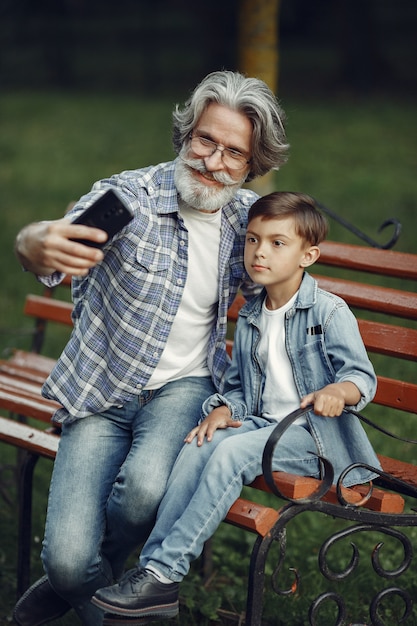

{"left": 92, "top": 596, "right": 179, "bottom": 619}
{"left": 103, "top": 615, "right": 155, "bottom": 625}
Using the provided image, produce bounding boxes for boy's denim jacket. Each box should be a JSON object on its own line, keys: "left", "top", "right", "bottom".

{"left": 202, "top": 272, "right": 381, "bottom": 486}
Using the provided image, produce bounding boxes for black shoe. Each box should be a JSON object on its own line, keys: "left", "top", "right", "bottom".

{"left": 13, "top": 575, "right": 72, "bottom": 626}
{"left": 92, "top": 568, "right": 179, "bottom": 619}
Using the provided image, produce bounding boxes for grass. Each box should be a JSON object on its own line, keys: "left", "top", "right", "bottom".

{"left": 0, "top": 90, "right": 416, "bottom": 624}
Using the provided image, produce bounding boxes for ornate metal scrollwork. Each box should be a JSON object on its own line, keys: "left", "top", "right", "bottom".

{"left": 307, "top": 587, "right": 413, "bottom": 626}
{"left": 316, "top": 201, "right": 402, "bottom": 249}
{"left": 308, "top": 592, "right": 347, "bottom": 626}
{"left": 318, "top": 524, "right": 413, "bottom": 581}
{"left": 370, "top": 587, "right": 413, "bottom": 625}
{"left": 310, "top": 526, "right": 413, "bottom": 625}
{"left": 262, "top": 406, "right": 417, "bottom": 506}
{"left": 259, "top": 405, "right": 417, "bottom": 624}
{"left": 262, "top": 405, "right": 334, "bottom": 503}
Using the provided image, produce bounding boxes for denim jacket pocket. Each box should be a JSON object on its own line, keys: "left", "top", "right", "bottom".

{"left": 297, "top": 339, "right": 335, "bottom": 392}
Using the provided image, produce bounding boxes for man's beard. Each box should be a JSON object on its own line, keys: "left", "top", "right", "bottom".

{"left": 174, "top": 149, "right": 246, "bottom": 213}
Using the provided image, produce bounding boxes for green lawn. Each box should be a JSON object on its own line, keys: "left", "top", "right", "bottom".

{"left": 0, "top": 90, "right": 416, "bottom": 624}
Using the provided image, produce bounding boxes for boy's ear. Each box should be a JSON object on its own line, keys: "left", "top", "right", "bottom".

{"left": 300, "top": 245, "right": 321, "bottom": 268}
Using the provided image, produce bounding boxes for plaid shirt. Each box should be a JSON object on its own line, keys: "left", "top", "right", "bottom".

{"left": 41, "top": 160, "right": 258, "bottom": 423}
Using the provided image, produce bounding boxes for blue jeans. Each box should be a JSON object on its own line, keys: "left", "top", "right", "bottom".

{"left": 140, "top": 416, "right": 320, "bottom": 581}
{"left": 41, "top": 376, "right": 215, "bottom": 625}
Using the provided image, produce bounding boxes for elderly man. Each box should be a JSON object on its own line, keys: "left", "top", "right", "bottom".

{"left": 13, "top": 70, "right": 288, "bottom": 626}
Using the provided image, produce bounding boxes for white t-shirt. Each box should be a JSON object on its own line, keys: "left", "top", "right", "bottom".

{"left": 146, "top": 202, "right": 221, "bottom": 389}
{"left": 258, "top": 293, "right": 306, "bottom": 425}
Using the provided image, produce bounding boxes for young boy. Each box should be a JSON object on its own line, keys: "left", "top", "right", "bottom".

{"left": 92, "top": 191, "right": 381, "bottom": 621}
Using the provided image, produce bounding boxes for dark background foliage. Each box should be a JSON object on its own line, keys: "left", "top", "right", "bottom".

{"left": 0, "top": 0, "right": 416, "bottom": 97}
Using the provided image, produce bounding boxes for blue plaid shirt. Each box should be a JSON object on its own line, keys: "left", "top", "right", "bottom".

{"left": 41, "top": 160, "right": 259, "bottom": 423}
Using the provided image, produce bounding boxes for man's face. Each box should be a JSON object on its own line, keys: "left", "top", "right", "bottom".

{"left": 175, "top": 102, "right": 252, "bottom": 212}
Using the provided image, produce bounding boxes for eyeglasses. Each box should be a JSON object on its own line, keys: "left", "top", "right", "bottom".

{"left": 189, "top": 134, "right": 250, "bottom": 171}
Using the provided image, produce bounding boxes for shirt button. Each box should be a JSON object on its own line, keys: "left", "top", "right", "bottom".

{"left": 179, "top": 240, "right": 185, "bottom": 247}
{"left": 148, "top": 186, "right": 154, "bottom": 194}
{"left": 177, "top": 279, "right": 183, "bottom": 285}
{"left": 153, "top": 351, "right": 159, "bottom": 359}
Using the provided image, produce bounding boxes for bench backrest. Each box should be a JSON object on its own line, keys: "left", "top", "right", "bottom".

{"left": 22, "top": 241, "right": 417, "bottom": 420}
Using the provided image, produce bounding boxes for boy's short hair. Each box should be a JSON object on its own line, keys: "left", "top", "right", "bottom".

{"left": 248, "top": 191, "right": 328, "bottom": 246}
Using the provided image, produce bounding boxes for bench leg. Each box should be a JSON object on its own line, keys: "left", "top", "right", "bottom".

{"left": 17, "top": 453, "right": 40, "bottom": 598}
{"left": 245, "top": 531, "right": 282, "bottom": 626}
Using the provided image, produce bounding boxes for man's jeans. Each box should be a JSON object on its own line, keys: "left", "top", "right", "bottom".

{"left": 41, "top": 376, "right": 215, "bottom": 625}
{"left": 140, "top": 416, "right": 320, "bottom": 581}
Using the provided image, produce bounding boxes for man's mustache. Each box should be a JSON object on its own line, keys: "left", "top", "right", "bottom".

{"left": 179, "top": 155, "right": 238, "bottom": 187}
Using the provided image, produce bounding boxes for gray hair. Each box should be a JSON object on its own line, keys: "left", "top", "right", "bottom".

{"left": 172, "top": 70, "right": 289, "bottom": 182}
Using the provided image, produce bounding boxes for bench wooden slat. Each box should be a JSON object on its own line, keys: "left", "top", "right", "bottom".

{"left": 318, "top": 241, "right": 417, "bottom": 280}
{"left": 357, "top": 319, "right": 417, "bottom": 360}
{"left": 0, "top": 416, "right": 59, "bottom": 459}
{"left": 314, "top": 275, "right": 417, "bottom": 320}
{"left": 226, "top": 498, "right": 280, "bottom": 537}
{"left": 0, "top": 350, "right": 57, "bottom": 385}
{"left": 251, "top": 473, "right": 362, "bottom": 503}
{"left": 250, "top": 472, "right": 404, "bottom": 514}
{"left": 374, "top": 376, "right": 417, "bottom": 413}
{"left": 7, "top": 349, "right": 57, "bottom": 373}
{"left": 24, "top": 295, "right": 73, "bottom": 326}
{"left": 377, "top": 454, "right": 417, "bottom": 488}
{"left": 0, "top": 362, "right": 53, "bottom": 385}
{"left": 0, "top": 373, "right": 44, "bottom": 397}
{"left": 0, "top": 387, "right": 59, "bottom": 423}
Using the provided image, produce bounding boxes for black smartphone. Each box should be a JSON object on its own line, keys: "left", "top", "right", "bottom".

{"left": 70, "top": 188, "right": 134, "bottom": 248}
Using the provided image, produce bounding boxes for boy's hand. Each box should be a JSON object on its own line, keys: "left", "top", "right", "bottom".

{"left": 185, "top": 406, "right": 242, "bottom": 446}
{"left": 300, "top": 382, "right": 361, "bottom": 417}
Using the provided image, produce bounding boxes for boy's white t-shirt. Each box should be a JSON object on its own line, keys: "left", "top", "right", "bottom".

{"left": 258, "top": 292, "right": 306, "bottom": 424}
{"left": 146, "top": 202, "right": 221, "bottom": 389}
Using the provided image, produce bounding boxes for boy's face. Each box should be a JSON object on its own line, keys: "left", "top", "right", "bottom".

{"left": 244, "top": 215, "right": 318, "bottom": 297}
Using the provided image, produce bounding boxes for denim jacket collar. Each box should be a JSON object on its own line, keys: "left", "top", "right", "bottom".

{"left": 241, "top": 271, "right": 317, "bottom": 325}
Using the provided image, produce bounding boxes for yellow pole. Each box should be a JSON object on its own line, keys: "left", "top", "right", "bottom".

{"left": 238, "top": 0, "right": 281, "bottom": 195}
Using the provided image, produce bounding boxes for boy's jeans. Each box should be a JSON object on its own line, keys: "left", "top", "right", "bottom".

{"left": 41, "top": 376, "right": 215, "bottom": 625}
{"left": 140, "top": 416, "right": 320, "bottom": 581}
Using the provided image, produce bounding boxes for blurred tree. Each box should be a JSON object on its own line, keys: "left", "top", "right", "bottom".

{"left": 238, "top": 0, "right": 281, "bottom": 195}
{"left": 238, "top": 0, "right": 279, "bottom": 89}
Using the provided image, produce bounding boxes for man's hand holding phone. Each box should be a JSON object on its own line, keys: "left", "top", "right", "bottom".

{"left": 15, "top": 219, "right": 106, "bottom": 277}
{"left": 15, "top": 189, "right": 133, "bottom": 277}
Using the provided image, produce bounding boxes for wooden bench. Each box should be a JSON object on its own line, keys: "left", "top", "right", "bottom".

{"left": 0, "top": 240, "right": 416, "bottom": 625}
